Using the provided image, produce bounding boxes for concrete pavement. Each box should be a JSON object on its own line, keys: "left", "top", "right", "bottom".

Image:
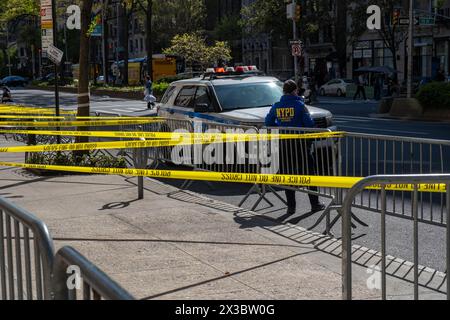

{"left": 0, "top": 136, "right": 446, "bottom": 300}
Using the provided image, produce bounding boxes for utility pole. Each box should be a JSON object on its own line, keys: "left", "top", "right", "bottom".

{"left": 6, "top": 26, "right": 11, "bottom": 76}
{"left": 407, "top": 0, "right": 414, "bottom": 98}
{"left": 102, "top": 0, "right": 109, "bottom": 85}
{"left": 51, "top": 0, "right": 60, "bottom": 119}
{"left": 50, "top": 0, "right": 61, "bottom": 144}
{"left": 293, "top": 0, "right": 299, "bottom": 84}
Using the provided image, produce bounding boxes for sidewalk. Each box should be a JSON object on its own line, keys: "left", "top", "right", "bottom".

{"left": 0, "top": 136, "right": 446, "bottom": 300}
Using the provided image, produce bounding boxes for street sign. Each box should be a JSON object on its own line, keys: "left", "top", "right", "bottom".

{"left": 399, "top": 17, "right": 410, "bottom": 25}
{"left": 292, "top": 43, "right": 302, "bottom": 57}
{"left": 419, "top": 17, "right": 435, "bottom": 25}
{"left": 47, "top": 44, "right": 64, "bottom": 65}
{"left": 40, "top": 0, "right": 53, "bottom": 54}
{"left": 286, "top": 3, "right": 295, "bottom": 20}
{"left": 413, "top": 16, "right": 435, "bottom": 26}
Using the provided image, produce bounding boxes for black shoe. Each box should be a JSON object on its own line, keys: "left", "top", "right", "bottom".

{"left": 286, "top": 207, "right": 296, "bottom": 215}
{"left": 311, "top": 203, "right": 325, "bottom": 213}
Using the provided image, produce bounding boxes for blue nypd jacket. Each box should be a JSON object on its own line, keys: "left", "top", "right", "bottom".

{"left": 265, "top": 95, "right": 315, "bottom": 128}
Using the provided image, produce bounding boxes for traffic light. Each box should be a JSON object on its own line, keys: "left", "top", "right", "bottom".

{"left": 295, "top": 4, "right": 301, "bottom": 22}
{"left": 392, "top": 9, "right": 400, "bottom": 26}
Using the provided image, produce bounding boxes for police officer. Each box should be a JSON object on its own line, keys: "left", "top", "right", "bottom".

{"left": 265, "top": 80, "right": 325, "bottom": 215}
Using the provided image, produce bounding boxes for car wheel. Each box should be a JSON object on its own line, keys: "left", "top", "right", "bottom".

{"left": 337, "top": 89, "right": 343, "bottom": 97}
{"left": 320, "top": 88, "right": 326, "bottom": 96}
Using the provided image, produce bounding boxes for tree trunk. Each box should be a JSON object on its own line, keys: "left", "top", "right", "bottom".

{"left": 77, "top": 0, "right": 94, "bottom": 145}
{"left": 103, "top": 0, "right": 110, "bottom": 85}
{"left": 119, "top": 2, "right": 129, "bottom": 85}
{"left": 146, "top": 0, "right": 153, "bottom": 80}
{"left": 335, "top": 0, "right": 348, "bottom": 77}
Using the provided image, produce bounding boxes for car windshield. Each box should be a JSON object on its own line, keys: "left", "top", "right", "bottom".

{"left": 214, "top": 81, "right": 283, "bottom": 111}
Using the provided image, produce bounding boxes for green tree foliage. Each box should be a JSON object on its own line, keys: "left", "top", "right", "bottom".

{"left": 240, "top": 0, "right": 289, "bottom": 36}
{"left": 212, "top": 15, "right": 242, "bottom": 42}
{"left": 240, "top": 0, "right": 341, "bottom": 48}
{"left": 0, "top": 0, "right": 39, "bottom": 23}
{"left": 138, "top": 0, "right": 205, "bottom": 52}
{"left": 163, "top": 33, "right": 231, "bottom": 68}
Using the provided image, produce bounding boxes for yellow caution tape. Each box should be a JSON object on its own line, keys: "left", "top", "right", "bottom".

{"left": 0, "top": 115, "right": 66, "bottom": 119}
{"left": 0, "top": 131, "right": 344, "bottom": 152}
{"left": 0, "top": 161, "right": 446, "bottom": 193}
{"left": 0, "top": 129, "right": 345, "bottom": 141}
{"left": 0, "top": 119, "right": 164, "bottom": 127}
{"left": 0, "top": 139, "right": 183, "bottom": 152}
{"left": 1, "top": 115, "right": 162, "bottom": 120}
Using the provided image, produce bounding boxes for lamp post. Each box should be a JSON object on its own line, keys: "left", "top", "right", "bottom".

{"left": 407, "top": 0, "right": 414, "bottom": 98}
{"left": 293, "top": 0, "right": 299, "bottom": 83}
{"left": 51, "top": 0, "right": 61, "bottom": 144}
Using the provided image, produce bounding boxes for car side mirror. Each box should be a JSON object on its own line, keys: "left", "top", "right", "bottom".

{"left": 194, "top": 103, "right": 209, "bottom": 113}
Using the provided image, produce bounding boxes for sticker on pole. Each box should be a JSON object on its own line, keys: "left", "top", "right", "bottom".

{"left": 47, "top": 44, "right": 64, "bottom": 65}
{"left": 291, "top": 43, "right": 302, "bottom": 57}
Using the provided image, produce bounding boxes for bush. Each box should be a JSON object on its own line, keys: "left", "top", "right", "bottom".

{"left": 152, "top": 82, "right": 169, "bottom": 97}
{"left": 155, "top": 76, "right": 180, "bottom": 84}
{"left": 26, "top": 152, "right": 128, "bottom": 174}
{"left": 416, "top": 82, "right": 450, "bottom": 110}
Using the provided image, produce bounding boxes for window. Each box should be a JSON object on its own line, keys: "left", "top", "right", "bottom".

{"left": 174, "top": 86, "right": 196, "bottom": 108}
{"left": 161, "top": 85, "right": 177, "bottom": 104}
{"left": 130, "top": 40, "right": 133, "bottom": 52}
{"left": 214, "top": 82, "right": 283, "bottom": 111}
{"left": 194, "top": 86, "right": 212, "bottom": 107}
{"left": 135, "top": 39, "right": 139, "bottom": 52}
{"left": 140, "top": 38, "right": 144, "bottom": 51}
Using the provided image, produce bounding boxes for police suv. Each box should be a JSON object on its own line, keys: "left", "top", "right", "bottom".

{"left": 157, "top": 67, "right": 336, "bottom": 130}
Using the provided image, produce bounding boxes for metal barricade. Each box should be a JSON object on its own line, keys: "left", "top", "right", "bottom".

{"left": 186, "top": 121, "right": 261, "bottom": 197}
{"left": 338, "top": 133, "right": 450, "bottom": 227}
{"left": 241, "top": 126, "right": 339, "bottom": 225}
{"left": 0, "top": 197, "right": 55, "bottom": 300}
{"left": 341, "top": 174, "right": 450, "bottom": 300}
{"left": 51, "top": 246, "right": 135, "bottom": 300}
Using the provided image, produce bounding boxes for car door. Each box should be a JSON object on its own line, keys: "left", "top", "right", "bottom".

{"left": 157, "top": 84, "right": 178, "bottom": 119}
{"left": 325, "top": 80, "right": 335, "bottom": 94}
{"left": 170, "top": 85, "right": 197, "bottom": 120}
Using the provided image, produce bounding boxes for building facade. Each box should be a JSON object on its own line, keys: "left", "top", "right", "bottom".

{"left": 347, "top": 0, "right": 450, "bottom": 82}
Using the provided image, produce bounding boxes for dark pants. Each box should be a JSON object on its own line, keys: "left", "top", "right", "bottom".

{"left": 279, "top": 138, "right": 320, "bottom": 209}
{"left": 285, "top": 189, "right": 319, "bottom": 209}
{"left": 353, "top": 85, "right": 367, "bottom": 100}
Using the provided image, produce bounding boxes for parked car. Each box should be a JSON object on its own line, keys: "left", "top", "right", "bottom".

{"left": 0, "top": 76, "right": 28, "bottom": 87}
{"left": 96, "top": 75, "right": 105, "bottom": 84}
{"left": 157, "top": 71, "right": 335, "bottom": 130}
{"left": 37, "top": 73, "right": 55, "bottom": 83}
{"left": 319, "top": 79, "right": 353, "bottom": 97}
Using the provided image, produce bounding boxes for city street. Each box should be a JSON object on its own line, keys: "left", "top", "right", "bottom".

{"left": 10, "top": 88, "right": 154, "bottom": 116}
{"left": 6, "top": 88, "right": 450, "bottom": 286}
{"left": 11, "top": 88, "right": 450, "bottom": 140}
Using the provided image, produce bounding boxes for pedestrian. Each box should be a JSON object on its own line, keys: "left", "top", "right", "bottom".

{"left": 265, "top": 80, "right": 325, "bottom": 215}
{"left": 1, "top": 86, "right": 12, "bottom": 103}
{"left": 144, "top": 75, "right": 156, "bottom": 109}
{"left": 373, "top": 74, "right": 382, "bottom": 101}
{"left": 309, "top": 75, "right": 318, "bottom": 103}
{"left": 353, "top": 73, "right": 367, "bottom": 101}
{"left": 435, "top": 68, "right": 446, "bottom": 82}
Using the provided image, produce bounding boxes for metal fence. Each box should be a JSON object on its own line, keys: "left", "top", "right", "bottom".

{"left": 0, "top": 197, "right": 134, "bottom": 300}
{"left": 51, "top": 246, "right": 135, "bottom": 300}
{"left": 338, "top": 133, "right": 450, "bottom": 227}
{"left": 341, "top": 174, "right": 450, "bottom": 300}
{"left": 0, "top": 197, "right": 54, "bottom": 300}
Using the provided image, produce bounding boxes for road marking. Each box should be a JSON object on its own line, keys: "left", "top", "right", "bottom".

{"left": 335, "top": 117, "right": 371, "bottom": 123}
{"left": 111, "top": 109, "right": 133, "bottom": 113}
